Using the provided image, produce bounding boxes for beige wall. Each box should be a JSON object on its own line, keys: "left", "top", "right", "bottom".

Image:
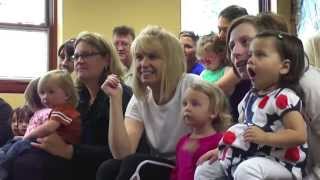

{"left": 1, "top": 0, "right": 181, "bottom": 108}
{"left": 61, "top": 0, "right": 181, "bottom": 41}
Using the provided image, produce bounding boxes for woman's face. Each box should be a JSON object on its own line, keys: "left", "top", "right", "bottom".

{"left": 228, "top": 23, "right": 258, "bottom": 79}
{"left": 134, "top": 49, "right": 163, "bottom": 89}
{"left": 58, "top": 50, "right": 74, "bottom": 73}
{"left": 74, "top": 41, "right": 109, "bottom": 83}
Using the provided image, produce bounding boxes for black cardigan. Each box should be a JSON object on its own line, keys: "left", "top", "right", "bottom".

{"left": 72, "top": 85, "right": 132, "bottom": 180}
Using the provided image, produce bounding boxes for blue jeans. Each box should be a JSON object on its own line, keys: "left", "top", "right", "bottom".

{"left": 0, "top": 138, "right": 32, "bottom": 179}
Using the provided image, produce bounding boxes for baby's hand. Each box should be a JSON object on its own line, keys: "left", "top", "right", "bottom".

{"left": 243, "top": 126, "right": 268, "bottom": 144}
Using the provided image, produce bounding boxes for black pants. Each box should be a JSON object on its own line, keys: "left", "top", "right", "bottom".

{"left": 11, "top": 148, "right": 71, "bottom": 180}
{"left": 96, "top": 154, "right": 175, "bottom": 180}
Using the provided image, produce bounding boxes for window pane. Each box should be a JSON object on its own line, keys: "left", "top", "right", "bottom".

{"left": 297, "top": 0, "right": 320, "bottom": 40}
{"left": 0, "top": 29, "right": 48, "bottom": 80}
{"left": 181, "top": 0, "right": 259, "bottom": 36}
{"left": 0, "top": 0, "right": 46, "bottom": 25}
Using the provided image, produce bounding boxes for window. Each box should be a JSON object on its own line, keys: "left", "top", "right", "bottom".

{"left": 0, "top": 0, "right": 57, "bottom": 93}
{"left": 181, "top": 0, "right": 272, "bottom": 36}
{"left": 296, "top": 0, "right": 320, "bottom": 40}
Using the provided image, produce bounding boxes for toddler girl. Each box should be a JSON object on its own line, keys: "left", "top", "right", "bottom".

{"left": 195, "top": 31, "right": 308, "bottom": 180}
{"left": 197, "top": 34, "right": 231, "bottom": 83}
{"left": 171, "top": 81, "right": 232, "bottom": 180}
{"left": 0, "top": 70, "right": 81, "bottom": 180}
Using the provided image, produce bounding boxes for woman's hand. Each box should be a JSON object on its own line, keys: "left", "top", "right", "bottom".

{"left": 101, "top": 74, "right": 123, "bottom": 99}
{"left": 196, "top": 148, "right": 218, "bottom": 166}
{"left": 31, "top": 133, "right": 74, "bottom": 160}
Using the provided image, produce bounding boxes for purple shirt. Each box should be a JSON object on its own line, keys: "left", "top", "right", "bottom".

{"left": 172, "top": 132, "right": 223, "bottom": 180}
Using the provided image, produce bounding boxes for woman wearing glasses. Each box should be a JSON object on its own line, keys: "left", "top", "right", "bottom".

{"left": 12, "top": 32, "right": 132, "bottom": 180}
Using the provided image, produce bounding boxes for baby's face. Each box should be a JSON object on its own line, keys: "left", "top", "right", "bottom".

{"left": 38, "top": 79, "right": 69, "bottom": 108}
{"left": 201, "top": 51, "right": 224, "bottom": 71}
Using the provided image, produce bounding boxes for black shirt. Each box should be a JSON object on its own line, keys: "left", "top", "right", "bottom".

{"left": 72, "top": 85, "right": 132, "bottom": 180}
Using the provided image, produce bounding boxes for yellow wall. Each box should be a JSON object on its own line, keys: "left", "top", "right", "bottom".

{"left": 61, "top": 0, "right": 181, "bottom": 41}
{"left": 0, "top": 0, "right": 181, "bottom": 108}
{"left": 0, "top": 93, "right": 25, "bottom": 108}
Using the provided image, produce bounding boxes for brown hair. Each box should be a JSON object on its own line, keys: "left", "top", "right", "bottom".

{"left": 74, "top": 31, "right": 125, "bottom": 86}
{"left": 255, "top": 31, "right": 305, "bottom": 100}
{"left": 112, "top": 25, "right": 135, "bottom": 40}
{"left": 24, "top": 77, "right": 44, "bottom": 111}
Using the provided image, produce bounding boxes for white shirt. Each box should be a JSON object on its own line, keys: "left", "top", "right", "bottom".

{"left": 125, "top": 73, "right": 200, "bottom": 159}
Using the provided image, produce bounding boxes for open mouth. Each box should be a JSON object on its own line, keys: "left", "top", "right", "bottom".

{"left": 247, "top": 67, "right": 256, "bottom": 79}
{"left": 235, "top": 60, "right": 247, "bottom": 68}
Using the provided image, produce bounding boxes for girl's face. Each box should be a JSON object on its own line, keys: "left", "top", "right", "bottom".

{"left": 247, "top": 37, "right": 288, "bottom": 91}
{"left": 11, "top": 109, "right": 30, "bottom": 136}
{"left": 182, "top": 88, "right": 214, "bottom": 129}
{"left": 74, "top": 41, "right": 109, "bottom": 83}
{"left": 58, "top": 50, "right": 74, "bottom": 73}
{"left": 229, "top": 23, "right": 258, "bottom": 79}
{"left": 38, "top": 80, "right": 69, "bottom": 108}
{"left": 135, "top": 49, "right": 163, "bottom": 89}
{"left": 201, "top": 51, "right": 224, "bottom": 71}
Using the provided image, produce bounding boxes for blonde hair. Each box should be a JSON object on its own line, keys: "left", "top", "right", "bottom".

{"left": 131, "top": 25, "right": 186, "bottom": 101}
{"left": 24, "top": 77, "right": 44, "bottom": 111}
{"left": 189, "top": 81, "right": 232, "bottom": 132}
{"left": 74, "top": 31, "right": 125, "bottom": 85}
{"left": 38, "top": 70, "right": 78, "bottom": 107}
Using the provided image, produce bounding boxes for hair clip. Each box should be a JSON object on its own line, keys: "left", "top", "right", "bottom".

{"left": 277, "top": 33, "right": 283, "bottom": 39}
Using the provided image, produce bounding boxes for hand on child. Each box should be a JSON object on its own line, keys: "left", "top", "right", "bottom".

{"left": 31, "top": 133, "right": 73, "bottom": 159}
{"left": 244, "top": 126, "right": 268, "bottom": 144}
{"left": 101, "top": 74, "right": 123, "bottom": 99}
{"left": 196, "top": 148, "right": 218, "bottom": 166}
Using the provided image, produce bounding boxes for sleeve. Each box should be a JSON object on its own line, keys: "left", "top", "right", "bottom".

{"left": 0, "top": 99, "right": 13, "bottom": 146}
{"left": 50, "top": 110, "right": 72, "bottom": 126}
{"left": 274, "top": 89, "right": 302, "bottom": 118}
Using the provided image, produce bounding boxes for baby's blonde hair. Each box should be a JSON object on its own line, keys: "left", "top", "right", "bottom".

{"left": 38, "top": 70, "right": 78, "bottom": 107}
{"left": 189, "top": 81, "right": 232, "bottom": 132}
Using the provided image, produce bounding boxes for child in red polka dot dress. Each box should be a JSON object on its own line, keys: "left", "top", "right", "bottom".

{"left": 195, "top": 31, "right": 308, "bottom": 180}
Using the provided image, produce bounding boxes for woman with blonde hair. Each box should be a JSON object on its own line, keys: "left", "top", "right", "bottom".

{"left": 12, "top": 32, "right": 132, "bottom": 180}
{"left": 97, "top": 25, "right": 200, "bottom": 180}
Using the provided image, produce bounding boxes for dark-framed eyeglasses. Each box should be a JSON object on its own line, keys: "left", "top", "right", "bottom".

{"left": 71, "top": 52, "right": 102, "bottom": 61}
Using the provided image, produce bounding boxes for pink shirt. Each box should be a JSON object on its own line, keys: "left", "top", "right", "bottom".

{"left": 171, "top": 132, "right": 223, "bottom": 180}
{"left": 25, "top": 108, "right": 51, "bottom": 136}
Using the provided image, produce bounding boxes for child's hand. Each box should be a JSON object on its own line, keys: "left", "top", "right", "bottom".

{"left": 196, "top": 148, "right": 218, "bottom": 166}
{"left": 244, "top": 126, "right": 268, "bottom": 144}
{"left": 101, "top": 74, "right": 123, "bottom": 98}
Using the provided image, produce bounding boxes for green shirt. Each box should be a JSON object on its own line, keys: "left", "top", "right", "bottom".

{"left": 200, "top": 68, "right": 225, "bottom": 83}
